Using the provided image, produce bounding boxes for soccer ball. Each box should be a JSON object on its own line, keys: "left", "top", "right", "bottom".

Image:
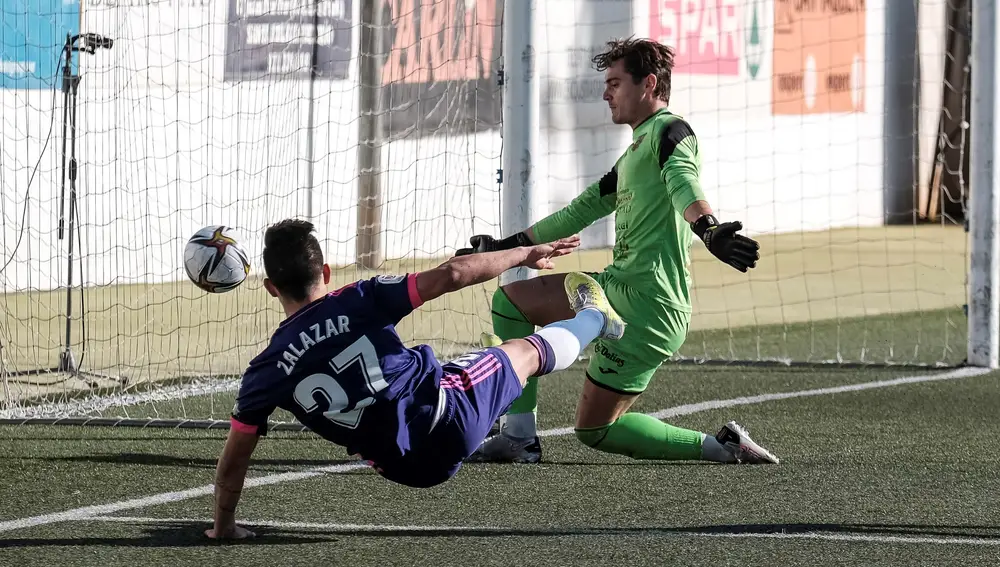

{"left": 183, "top": 225, "right": 251, "bottom": 293}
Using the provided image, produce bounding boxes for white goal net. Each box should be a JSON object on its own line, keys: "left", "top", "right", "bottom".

{"left": 0, "top": 0, "right": 972, "bottom": 425}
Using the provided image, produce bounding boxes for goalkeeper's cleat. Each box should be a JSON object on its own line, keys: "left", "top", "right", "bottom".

{"left": 715, "top": 421, "right": 780, "bottom": 464}
{"left": 465, "top": 431, "right": 542, "bottom": 464}
{"left": 563, "top": 272, "right": 625, "bottom": 340}
{"left": 480, "top": 332, "right": 503, "bottom": 348}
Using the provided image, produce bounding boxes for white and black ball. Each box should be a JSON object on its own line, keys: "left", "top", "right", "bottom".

{"left": 183, "top": 225, "right": 251, "bottom": 293}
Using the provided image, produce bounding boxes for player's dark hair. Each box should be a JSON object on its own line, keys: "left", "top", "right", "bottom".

{"left": 592, "top": 36, "right": 675, "bottom": 104}
{"left": 263, "top": 219, "right": 325, "bottom": 302}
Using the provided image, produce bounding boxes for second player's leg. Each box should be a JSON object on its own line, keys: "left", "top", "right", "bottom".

{"left": 574, "top": 374, "right": 779, "bottom": 464}
{"left": 496, "top": 298, "right": 614, "bottom": 386}
{"left": 574, "top": 334, "right": 706, "bottom": 461}
{"left": 436, "top": 299, "right": 612, "bottom": 464}
{"left": 572, "top": 285, "right": 726, "bottom": 462}
{"left": 575, "top": 378, "right": 640, "bottom": 428}
{"left": 489, "top": 273, "right": 580, "bottom": 444}
{"left": 468, "top": 273, "right": 626, "bottom": 463}
{"left": 499, "top": 273, "right": 576, "bottom": 326}
{"left": 576, "top": 329, "right": 780, "bottom": 465}
{"left": 494, "top": 340, "right": 543, "bottom": 382}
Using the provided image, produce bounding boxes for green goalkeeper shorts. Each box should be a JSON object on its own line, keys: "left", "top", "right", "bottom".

{"left": 585, "top": 270, "right": 691, "bottom": 394}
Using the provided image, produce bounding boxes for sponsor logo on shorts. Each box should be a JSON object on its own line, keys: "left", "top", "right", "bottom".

{"left": 596, "top": 344, "right": 626, "bottom": 367}
{"left": 598, "top": 367, "right": 619, "bottom": 375}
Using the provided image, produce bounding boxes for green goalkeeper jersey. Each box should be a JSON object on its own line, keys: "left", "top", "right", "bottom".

{"left": 532, "top": 109, "right": 705, "bottom": 313}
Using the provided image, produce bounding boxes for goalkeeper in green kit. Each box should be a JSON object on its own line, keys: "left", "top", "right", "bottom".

{"left": 458, "top": 38, "right": 779, "bottom": 465}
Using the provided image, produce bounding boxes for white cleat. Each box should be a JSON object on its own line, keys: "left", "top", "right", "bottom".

{"left": 563, "top": 272, "right": 626, "bottom": 340}
{"left": 715, "top": 421, "right": 780, "bottom": 464}
{"left": 465, "top": 431, "right": 542, "bottom": 464}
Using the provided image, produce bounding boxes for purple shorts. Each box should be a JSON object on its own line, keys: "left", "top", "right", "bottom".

{"left": 374, "top": 347, "right": 523, "bottom": 488}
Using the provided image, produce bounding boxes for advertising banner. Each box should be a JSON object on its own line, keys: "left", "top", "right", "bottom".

{"left": 772, "top": 0, "right": 866, "bottom": 114}
{"left": 224, "top": 0, "right": 353, "bottom": 81}
{"left": 0, "top": 0, "right": 80, "bottom": 89}
{"left": 379, "top": 0, "right": 502, "bottom": 137}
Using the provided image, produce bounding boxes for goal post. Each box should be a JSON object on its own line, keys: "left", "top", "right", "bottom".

{"left": 968, "top": 0, "right": 1000, "bottom": 369}
{"left": 499, "top": 0, "right": 542, "bottom": 287}
{"left": 0, "top": 0, "right": 995, "bottom": 429}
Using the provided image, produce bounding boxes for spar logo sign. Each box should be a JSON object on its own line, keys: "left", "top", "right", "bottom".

{"left": 651, "top": 0, "right": 740, "bottom": 75}
{"left": 745, "top": 0, "right": 764, "bottom": 79}
{"left": 650, "top": 0, "right": 764, "bottom": 78}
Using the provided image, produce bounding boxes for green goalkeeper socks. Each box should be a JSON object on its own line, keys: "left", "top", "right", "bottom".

{"left": 491, "top": 288, "right": 538, "bottom": 421}
{"left": 575, "top": 412, "right": 704, "bottom": 461}
{"left": 489, "top": 287, "right": 709, "bottom": 460}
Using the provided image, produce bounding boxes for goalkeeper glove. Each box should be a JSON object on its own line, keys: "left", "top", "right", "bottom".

{"left": 691, "top": 215, "right": 760, "bottom": 273}
{"left": 455, "top": 232, "right": 534, "bottom": 256}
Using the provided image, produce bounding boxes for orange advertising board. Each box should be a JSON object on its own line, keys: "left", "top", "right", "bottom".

{"left": 772, "top": 0, "right": 866, "bottom": 115}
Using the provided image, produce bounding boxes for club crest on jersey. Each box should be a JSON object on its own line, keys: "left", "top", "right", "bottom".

{"left": 629, "top": 134, "right": 646, "bottom": 152}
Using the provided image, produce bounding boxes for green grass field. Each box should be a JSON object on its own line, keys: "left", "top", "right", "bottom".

{"left": 2, "top": 362, "right": 999, "bottom": 566}
{"left": 1, "top": 224, "right": 969, "bottom": 406}
{"left": 0, "top": 223, "right": 994, "bottom": 565}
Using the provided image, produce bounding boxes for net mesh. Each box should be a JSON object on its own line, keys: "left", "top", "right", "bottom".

{"left": 0, "top": 0, "right": 972, "bottom": 424}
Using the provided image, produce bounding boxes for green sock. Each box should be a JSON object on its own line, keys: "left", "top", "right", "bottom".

{"left": 490, "top": 288, "right": 537, "bottom": 418}
{"left": 578, "top": 412, "right": 705, "bottom": 460}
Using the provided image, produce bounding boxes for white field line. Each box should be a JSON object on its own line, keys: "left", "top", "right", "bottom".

{"left": 0, "top": 366, "right": 990, "bottom": 534}
{"left": 538, "top": 366, "right": 991, "bottom": 436}
{"left": 84, "top": 515, "right": 485, "bottom": 532}
{"left": 83, "top": 515, "right": 1000, "bottom": 547}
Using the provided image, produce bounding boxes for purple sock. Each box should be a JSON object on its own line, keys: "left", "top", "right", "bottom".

{"left": 525, "top": 334, "right": 557, "bottom": 376}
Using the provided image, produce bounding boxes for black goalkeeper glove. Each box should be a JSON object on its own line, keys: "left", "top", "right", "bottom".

{"left": 455, "top": 232, "right": 534, "bottom": 256}
{"left": 691, "top": 215, "right": 760, "bottom": 273}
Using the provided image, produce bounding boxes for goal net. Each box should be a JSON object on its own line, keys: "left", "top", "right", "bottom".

{"left": 541, "top": 0, "right": 969, "bottom": 368}
{"left": 0, "top": 0, "right": 971, "bottom": 426}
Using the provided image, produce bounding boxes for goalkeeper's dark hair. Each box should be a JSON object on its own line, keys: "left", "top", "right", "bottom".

{"left": 263, "top": 219, "right": 325, "bottom": 302}
{"left": 592, "top": 36, "right": 675, "bottom": 104}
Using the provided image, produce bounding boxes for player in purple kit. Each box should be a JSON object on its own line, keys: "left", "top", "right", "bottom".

{"left": 206, "top": 219, "right": 626, "bottom": 539}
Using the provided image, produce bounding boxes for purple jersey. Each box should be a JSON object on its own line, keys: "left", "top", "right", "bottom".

{"left": 231, "top": 274, "right": 446, "bottom": 464}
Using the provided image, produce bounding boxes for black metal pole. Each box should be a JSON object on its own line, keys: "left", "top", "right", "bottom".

{"left": 7, "top": 34, "right": 123, "bottom": 382}
{"left": 59, "top": 37, "right": 81, "bottom": 374}
{"left": 57, "top": 34, "right": 72, "bottom": 241}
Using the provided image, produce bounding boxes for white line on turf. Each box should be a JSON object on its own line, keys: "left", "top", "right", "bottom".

{"left": 82, "top": 515, "right": 1000, "bottom": 546}
{"left": 538, "top": 366, "right": 991, "bottom": 436}
{"left": 0, "top": 464, "right": 360, "bottom": 534}
{"left": 0, "top": 366, "right": 990, "bottom": 534}
{"left": 84, "top": 515, "right": 481, "bottom": 532}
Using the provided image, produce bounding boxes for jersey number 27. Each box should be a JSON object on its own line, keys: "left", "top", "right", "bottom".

{"left": 292, "top": 336, "right": 387, "bottom": 429}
